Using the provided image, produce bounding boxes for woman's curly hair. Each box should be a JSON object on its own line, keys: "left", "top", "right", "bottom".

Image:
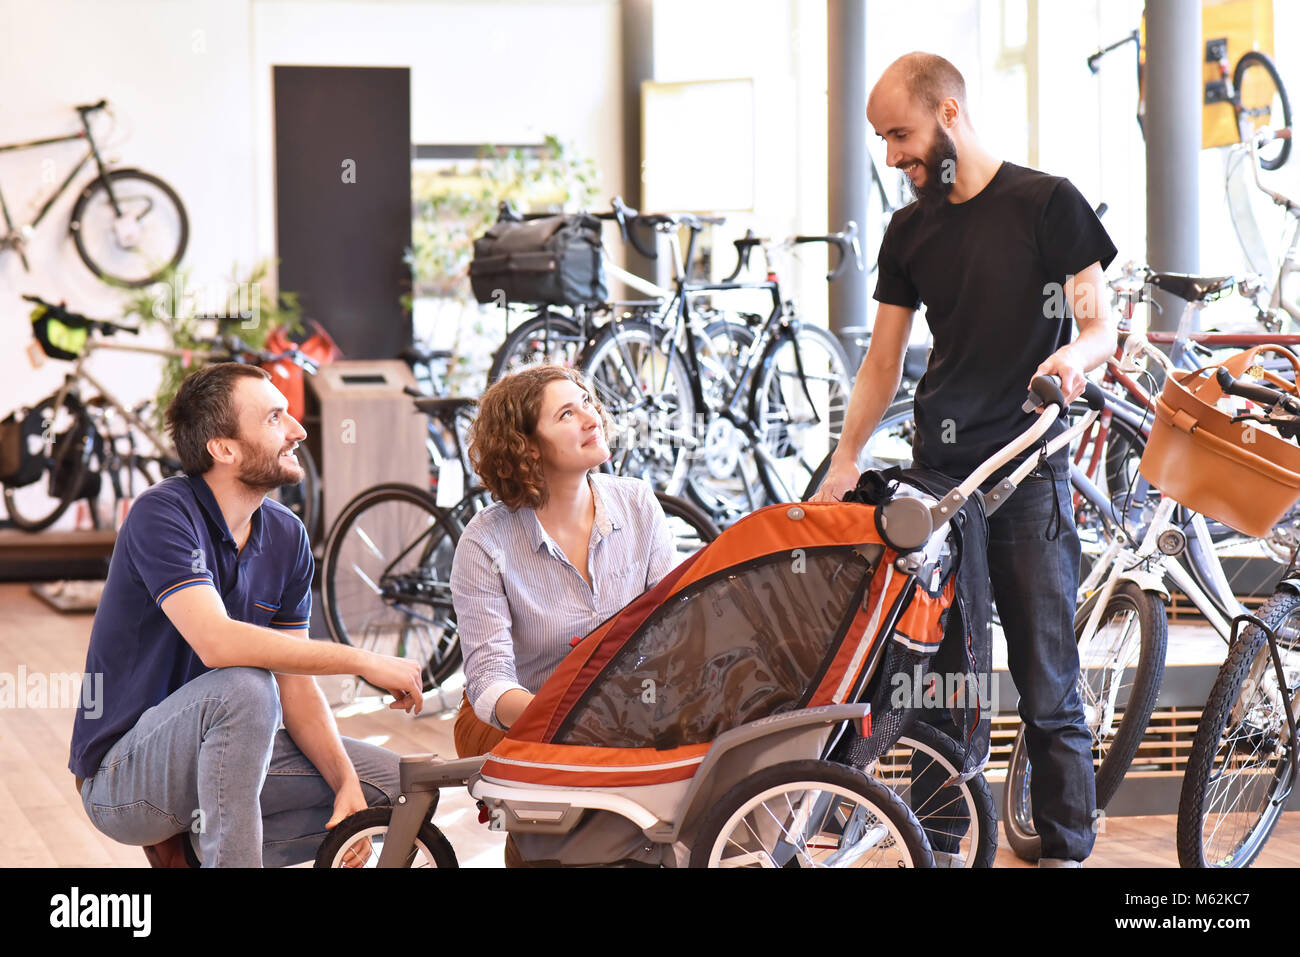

{"left": 468, "top": 364, "right": 612, "bottom": 510}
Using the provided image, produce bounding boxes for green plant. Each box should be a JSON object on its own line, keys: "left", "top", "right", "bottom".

{"left": 407, "top": 135, "right": 599, "bottom": 394}
{"left": 124, "top": 260, "right": 304, "bottom": 428}
{"left": 408, "top": 134, "right": 600, "bottom": 301}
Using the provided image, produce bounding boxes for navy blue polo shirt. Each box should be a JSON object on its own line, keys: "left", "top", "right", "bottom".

{"left": 68, "top": 473, "right": 312, "bottom": 779}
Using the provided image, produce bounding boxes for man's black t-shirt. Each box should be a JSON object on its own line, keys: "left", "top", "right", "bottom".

{"left": 874, "top": 161, "right": 1117, "bottom": 478}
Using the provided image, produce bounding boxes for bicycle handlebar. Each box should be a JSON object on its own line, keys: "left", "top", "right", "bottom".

{"left": 794, "top": 222, "right": 862, "bottom": 281}
{"left": 720, "top": 223, "right": 862, "bottom": 283}
{"left": 22, "top": 294, "right": 138, "bottom": 336}
{"left": 1086, "top": 30, "right": 1139, "bottom": 76}
{"left": 1022, "top": 374, "right": 1067, "bottom": 413}
{"left": 1215, "top": 367, "right": 1300, "bottom": 415}
{"left": 1248, "top": 128, "right": 1298, "bottom": 210}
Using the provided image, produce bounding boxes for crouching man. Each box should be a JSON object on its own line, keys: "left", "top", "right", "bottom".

{"left": 69, "top": 363, "right": 424, "bottom": 867}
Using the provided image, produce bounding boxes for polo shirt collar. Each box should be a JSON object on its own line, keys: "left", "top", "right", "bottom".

{"left": 186, "top": 472, "right": 265, "bottom": 554}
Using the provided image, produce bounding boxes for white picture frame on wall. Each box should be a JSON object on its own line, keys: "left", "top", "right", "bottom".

{"left": 641, "top": 78, "right": 755, "bottom": 212}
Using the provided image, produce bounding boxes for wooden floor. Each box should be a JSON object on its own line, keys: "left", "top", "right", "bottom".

{"left": 2, "top": 581, "right": 1297, "bottom": 869}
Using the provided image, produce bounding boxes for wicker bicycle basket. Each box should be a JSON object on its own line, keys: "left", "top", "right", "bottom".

{"left": 1139, "top": 345, "right": 1300, "bottom": 537}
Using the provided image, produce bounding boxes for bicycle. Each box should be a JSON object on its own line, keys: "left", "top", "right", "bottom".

{"left": 1087, "top": 27, "right": 1292, "bottom": 170}
{"left": 579, "top": 210, "right": 858, "bottom": 526}
{"left": 1002, "top": 332, "right": 1300, "bottom": 861}
{"left": 0, "top": 100, "right": 188, "bottom": 286}
{"left": 3, "top": 296, "right": 321, "bottom": 538}
{"left": 1176, "top": 369, "right": 1300, "bottom": 868}
{"left": 483, "top": 198, "right": 670, "bottom": 383}
{"left": 1225, "top": 128, "right": 1298, "bottom": 328}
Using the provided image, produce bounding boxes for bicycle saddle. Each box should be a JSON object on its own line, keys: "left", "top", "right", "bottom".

{"left": 400, "top": 345, "right": 454, "bottom": 365}
{"left": 412, "top": 396, "right": 478, "bottom": 417}
{"left": 1147, "top": 272, "right": 1235, "bottom": 303}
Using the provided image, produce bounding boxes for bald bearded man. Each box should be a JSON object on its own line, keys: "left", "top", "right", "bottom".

{"left": 814, "top": 52, "right": 1117, "bottom": 866}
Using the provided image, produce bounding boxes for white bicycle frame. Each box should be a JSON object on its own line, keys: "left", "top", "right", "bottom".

{"left": 1073, "top": 332, "right": 1250, "bottom": 736}
{"left": 1233, "top": 129, "right": 1300, "bottom": 329}
{"left": 42, "top": 335, "right": 220, "bottom": 462}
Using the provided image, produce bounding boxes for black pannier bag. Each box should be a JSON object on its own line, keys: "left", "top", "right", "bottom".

{"left": 0, "top": 406, "right": 48, "bottom": 488}
{"left": 470, "top": 213, "right": 607, "bottom": 307}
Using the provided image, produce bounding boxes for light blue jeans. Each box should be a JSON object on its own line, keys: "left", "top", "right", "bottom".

{"left": 79, "top": 667, "right": 400, "bottom": 867}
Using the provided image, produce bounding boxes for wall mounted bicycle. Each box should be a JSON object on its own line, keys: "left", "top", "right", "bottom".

{"left": 0, "top": 100, "right": 188, "bottom": 287}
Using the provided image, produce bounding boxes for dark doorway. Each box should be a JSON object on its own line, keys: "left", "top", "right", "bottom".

{"left": 273, "top": 66, "right": 411, "bottom": 360}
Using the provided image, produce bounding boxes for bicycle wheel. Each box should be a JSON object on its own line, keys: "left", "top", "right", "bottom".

{"left": 868, "top": 721, "right": 998, "bottom": 868}
{"left": 1077, "top": 580, "right": 1168, "bottom": 806}
{"left": 487, "top": 311, "right": 585, "bottom": 382}
{"left": 70, "top": 169, "right": 189, "bottom": 287}
{"left": 1177, "top": 590, "right": 1300, "bottom": 868}
{"left": 314, "top": 806, "right": 458, "bottom": 868}
{"left": 751, "top": 324, "right": 852, "bottom": 504}
{"left": 653, "top": 490, "right": 719, "bottom": 563}
{"left": 267, "top": 442, "right": 322, "bottom": 545}
{"left": 320, "top": 483, "right": 462, "bottom": 692}
{"left": 799, "top": 397, "right": 917, "bottom": 501}
{"left": 2, "top": 393, "right": 96, "bottom": 532}
{"left": 688, "top": 759, "right": 933, "bottom": 868}
{"left": 1002, "top": 580, "right": 1167, "bottom": 860}
{"left": 1233, "top": 51, "right": 1292, "bottom": 171}
{"left": 682, "top": 318, "right": 768, "bottom": 527}
{"left": 1001, "top": 724, "right": 1039, "bottom": 861}
{"left": 580, "top": 318, "right": 695, "bottom": 495}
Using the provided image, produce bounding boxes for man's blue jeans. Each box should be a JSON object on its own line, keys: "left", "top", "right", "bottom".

{"left": 987, "top": 472, "right": 1096, "bottom": 861}
{"left": 79, "top": 667, "right": 400, "bottom": 867}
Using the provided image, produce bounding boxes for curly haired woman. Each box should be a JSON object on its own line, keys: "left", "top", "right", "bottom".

{"left": 449, "top": 364, "right": 676, "bottom": 762}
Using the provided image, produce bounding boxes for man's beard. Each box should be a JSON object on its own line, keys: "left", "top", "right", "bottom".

{"left": 238, "top": 442, "right": 304, "bottom": 494}
{"left": 905, "top": 124, "right": 959, "bottom": 209}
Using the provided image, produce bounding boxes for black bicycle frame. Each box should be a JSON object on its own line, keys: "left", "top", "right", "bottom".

{"left": 0, "top": 105, "right": 117, "bottom": 236}
{"left": 1226, "top": 612, "right": 1300, "bottom": 804}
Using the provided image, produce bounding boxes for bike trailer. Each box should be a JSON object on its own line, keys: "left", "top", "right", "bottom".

{"left": 1140, "top": 344, "right": 1300, "bottom": 537}
{"left": 472, "top": 496, "right": 958, "bottom": 864}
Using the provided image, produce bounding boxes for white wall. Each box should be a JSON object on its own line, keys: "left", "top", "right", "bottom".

{"left": 249, "top": 0, "right": 624, "bottom": 284}
{"left": 0, "top": 0, "right": 623, "bottom": 425}
{"left": 0, "top": 0, "right": 258, "bottom": 417}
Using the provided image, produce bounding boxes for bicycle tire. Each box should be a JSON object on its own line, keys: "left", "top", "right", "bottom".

{"left": 1001, "top": 724, "right": 1039, "bottom": 861}
{"left": 1177, "top": 589, "right": 1300, "bottom": 868}
{"left": 488, "top": 311, "right": 584, "bottom": 382}
{"left": 314, "top": 806, "right": 458, "bottom": 868}
{"left": 750, "top": 323, "right": 852, "bottom": 504}
{"left": 1002, "top": 580, "right": 1167, "bottom": 860}
{"left": 320, "top": 483, "right": 462, "bottom": 692}
{"left": 579, "top": 318, "right": 695, "bottom": 495}
{"left": 799, "top": 397, "right": 918, "bottom": 501}
{"left": 653, "top": 490, "right": 719, "bottom": 563}
{"left": 688, "top": 759, "right": 934, "bottom": 868}
{"left": 869, "top": 721, "right": 998, "bottom": 868}
{"left": 684, "top": 317, "right": 767, "bottom": 526}
{"left": 2, "top": 392, "right": 95, "bottom": 532}
{"left": 1233, "top": 51, "right": 1292, "bottom": 171}
{"left": 70, "top": 169, "right": 189, "bottom": 287}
